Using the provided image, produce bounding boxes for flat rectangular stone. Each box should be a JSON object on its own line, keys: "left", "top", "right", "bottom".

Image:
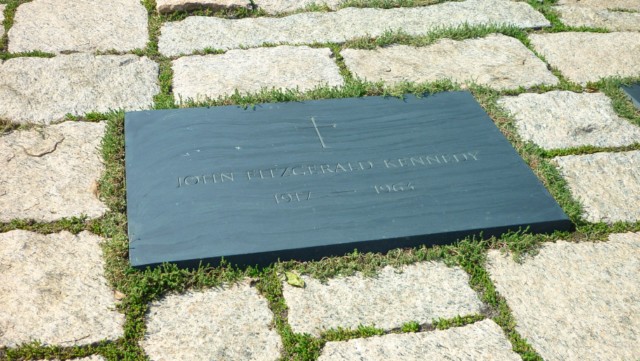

{"left": 172, "top": 46, "right": 344, "bottom": 103}
{"left": 8, "top": 0, "right": 148, "bottom": 54}
{"left": 158, "top": 0, "right": 549, "bottom": 56}
{"left": 557, "top": 0, "right": 640, "bottom": 11}
{"left": 553, "top": 151, "right": 640, "bottom": 223}
{"left": 283, "top": 262, "right": 483, "bottom": 336}
{"left": 555, "top": 5, "right": 640, "bottom": 31}
{"left": 256, "top": 0, "right": 344, "bottom": 13}
{"left": 342, "top": 34, "right": 559, "bottom": 90}
{"left": 498, "top": 91, "right": 640, "bottom": 150}
{"left": 622, "top": 84, "right": 640, "bottom": 110}
{"left": 125, "top": 92, "right": 571, "bottom": 269}
{"left": 0, "top": 230, "right": 124, "bottom": 347}
{"left": 319, "top": 320, "right": 521, "bottom": 361}
{"left": 530, "top": 32, "right": 640, "bottom": 85}
{"left": 0, "top": 54, "right": 159, "bottom": 124}
{"left": 0, "top": 122, "right": 108, "bottom": 222}
{"left": 487, "top": 233, "right": 640, "bottom": 361}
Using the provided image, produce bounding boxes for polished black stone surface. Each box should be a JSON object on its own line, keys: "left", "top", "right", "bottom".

{"left": 125, "top": 92, "right": 572, "bottom": 269}
{"left": 622, "top": 84, "right": 640, "bottom": 110}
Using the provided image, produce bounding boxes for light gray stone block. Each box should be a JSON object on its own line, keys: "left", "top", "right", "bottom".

{"left": 498, "top": 91, "right": 640, "bottom": 149}
{"left": 172, "top": 46, "right": 344, "bottom": 102}
{"left": 156, "top": 0, "right": 250, "bottom": 13}
{"left": 341, "top": 34, "right": 558, "bottom": 90}
{"left": 318, "top": 319, "right": 521, "bottom": 361}
{"left": 283, "top": 262, "right": 483, "bottom": 336}
{"left": 0, "top": 230, "right": 124, "bottom": 347}
{"left": 0, "top": 122, "right": 108, "bottom": 222}
{"left": 257, "top": 0, "right": 344, "bottom": 13}
{"left": 0, "top": 54, "right": 159, "bottom": 124}
{"left": 8, "top": 0, "right": 148, "bottom": 54}
{"left": 141, "top": 282, "right": 282, "bottom": 361}
{"left": 557, "top": 0, "right": 640, "bottom": 11}
{"left": 553, "top": 151, "right": 640, "bottom": 223}
{"left": 0, "top": 5, "right": 5, "bottom": 38}
{"left": 487, "top": 233, "right": 640, "bottom": 361}
{"left": 158, "top": 0, "right": 549, "bottom": 56}
{"left": 555, "top": 6, "right": 640, "bottom": 31}
{"left": 530, "top": 32, "right": 640, "bottom": 85}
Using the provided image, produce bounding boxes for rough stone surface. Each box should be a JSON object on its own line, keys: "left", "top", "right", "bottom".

{"left": 8, "top": 0, "right": 148, "bottom": 53}
{"left": 557, "top": 0, "right": 640, "bottom": 11}
{"left": 0, "top": 54, "right": 159, "bottom": 124}
{"left": 553, "top": 151, "right": 640, "bottom": 223}
{"left": 318, "top": 320, "right": 521, "bottom": 361}
{"left": 158, "top": 0, "right": 549, "bottom": 56}
{"left": 141, "top": 282, "right": 282, "bottom": 361}
{"left": 498, "top": 91, "right": 640, "bottom": 149}
{"left": 0, "top": 122, "right": 108, "bottom": 222}
{"left": 0, "top": 5, "right": 5, "bottom": 38}
{"left": 283, "top": 262, "right": 484, "bottom": 336}
{"left": 487, "top": 233, "right": 640, "bottom": 361}
{"left": 530, "top": 32, "right": 640, "bottom": 85}
{"left": 0, "top": 230, "right": 124, "bottom": 347}
{"left": 173, "top": 46, "right": 344, "bottom": 102}
{"left": 555, "top": 6, "right": 640, "bottom": 31}
{"left": 257, "top": 0, "right": 344, "bottom": 13}
{"left": 341, "top": 34, "right": 558, "bottom": 90}
{"left": 156, "top": 0, "right": 250, "bottom": 14}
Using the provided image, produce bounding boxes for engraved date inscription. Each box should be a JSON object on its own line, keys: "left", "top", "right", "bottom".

{"left": 274, "top": 191, "right": 312, "bottom": 204}
{"left": 374, "top": 182, "right": 415, "bottom": 194}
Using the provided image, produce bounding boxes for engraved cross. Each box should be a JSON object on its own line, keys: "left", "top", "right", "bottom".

{"left": 299, "top": 117, "right": 336, "bottom": 149}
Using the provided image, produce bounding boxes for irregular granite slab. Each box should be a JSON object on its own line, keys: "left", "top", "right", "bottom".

{"left": 158, "top": 0, "right": 549, "bottom": 56}
{"left": 555, "top": 6, "right": 640, "bottom": 31}
{"left": 283, "top": 262, "right": 483, "bottom": 336}
{"left": 341, "top": 34, "right": 558, "bottom": 90}
{"left": 0, "top": 230, "right": 124, "bottom": 347}
{"left": 553, "top": 151, "right": 640, "bottom": 223}
{"left": 8, "top": 0, "right": 148, "bottom": 54}
{"left": 318, "top": 320, "right": 521, "bottom": 361}
{"left": 487, "top": 233, "right": 640, "bottom": 361}
{"left": 173, "top": 46, "right": 344, "bottom": 102}
{"left": 557, "top": 0, "right": 640, "bottom": 11}
{"left": 141, "top": 282, "right": 282, "bottom": 360}
{"left": 498, "top": 91, "right": 640, "bottom": 149}
{"left": 0, "top": 54, "right": 159, "bottom": 124}
{"left": 156, "top": 0, "right": 250, "bottom": 13}
{"left": 0, "top": 122, "right": 108, "bottom": 222}
{"left": 530, "top": 32, "right": 640, "bottom": 85}
{"left": 0, "top": 5, "right": 5, "bottom": 38}
{"left": 257, "top": 0, "right": 344, "bottom": 13}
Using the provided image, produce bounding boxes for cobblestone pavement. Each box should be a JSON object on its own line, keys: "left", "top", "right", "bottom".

{"left": 0, "top": 0, "right": 639, "bottom": 360}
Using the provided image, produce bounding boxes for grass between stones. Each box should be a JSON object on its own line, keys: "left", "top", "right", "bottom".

{"left": 2, "top": 2, "right": 640, "bottom": 360}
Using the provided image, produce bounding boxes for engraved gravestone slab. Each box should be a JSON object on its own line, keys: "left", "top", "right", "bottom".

{"left": 622, "top": 84, "right": 640, "bottom": 110}
{"left": 125, "top": 92, "right": 572, "bottom": 269}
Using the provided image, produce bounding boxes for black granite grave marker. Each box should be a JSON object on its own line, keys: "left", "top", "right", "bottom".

{"left": 125, "top": 92, "right": 572, "bottom": 269}
{"left": 622, "top": 84, "right": 640, "bottom": 110}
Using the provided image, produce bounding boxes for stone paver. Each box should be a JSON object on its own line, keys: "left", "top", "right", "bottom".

{"left": 0, "top": 230, "right": 124, "bottom": 347}
{"left": 257, "top": 0, "right": 344, "bottom": 13}
{"left": 553, "top": 151, "right": 640, "bottom": 223}
{"left": 173, "top": 46, "right": 344, "bottom": 102}
{"left": 341, "top": 34, "right": 558, "bottom": 90}
{"left": 487, "top": 233, "right": 640, "bottom": 361}
{"left": 156, "top": 0, "right": 249, "bottom": 13}
{"left": 318, "top": 319, "right": 520, "bottom": 361}
{"left": 530, "top": 32, "right": 640, "bottom": 84}
{"left": 0, "top": 5, "right": 5, "bottom": 38}
{"left": 158, "top": 0, "right": 549, "bottom": 56}
{"left": 283, "top": 262, "right": 483, "bottom": 336}
{"left": 557, "top": 0, "right": 640, "bottom": 11}
{"left": 141, "top": 282, "right": 282, "bottom": 361}
{"left": 0, "top": 122, "right": 108, "bottom": 222}
{"left": 498, "top": 91, "right": 640, "bottom": 149}
{"left": 555, "top": 5, "right": 640, "bottom": 31}
{"left": 8, "top": 0, "right": 148, "bottom": 54}
{"left": 0, "top": 54, "right": 159, "bottom": 124}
